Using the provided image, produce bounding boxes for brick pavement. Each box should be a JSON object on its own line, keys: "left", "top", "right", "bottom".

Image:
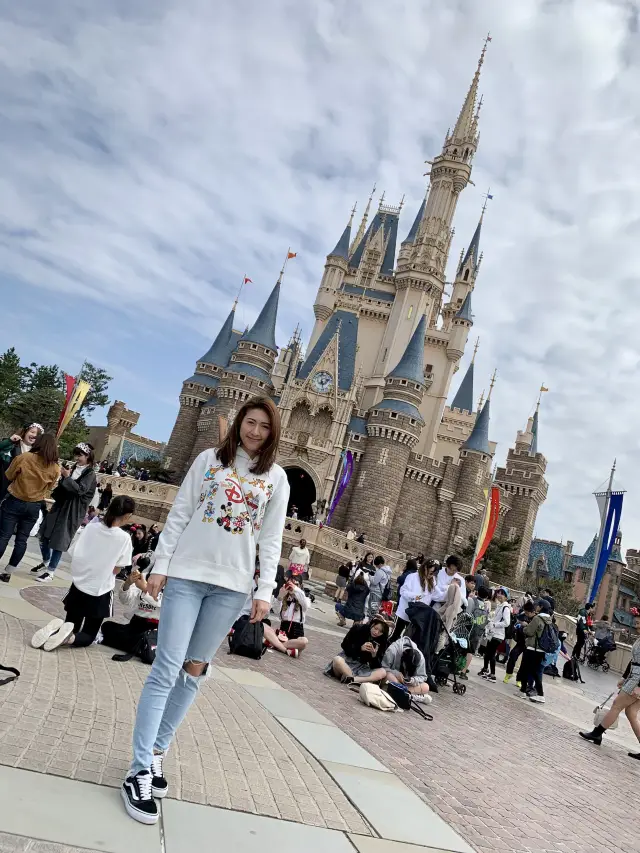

{"left": 0, "top": 610, "right": 368, "bottom": 835}
{"left": 15, "top": 584, "right": 640, "bottom": 853}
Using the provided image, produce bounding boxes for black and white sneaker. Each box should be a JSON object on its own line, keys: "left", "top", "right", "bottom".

{"left": 486, "top": 674, "right": 496, "bottom": 683}
{"left": 31, "top": 562, "right": 46, "bottom": 574}
{"left": 151, "top": 752, "right": 168, "bottom": 799}
{"left": 36, "top": 572, "right": 54, "bottom": 584}
{"left": 121, "top": 770, "right": 159, "bottom": 824}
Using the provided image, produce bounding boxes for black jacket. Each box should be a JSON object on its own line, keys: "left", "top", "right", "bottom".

{"left": 341, "top": 623, "right": 386, "bottom": 667}
{"left": 406, "top": 602, "right": 442, "bottom": 675}
{"left": 40, "top": 466, "right": 97, "bottom": 551}
{"left": 340, "top": 580, "right": 369, "bottom": 621}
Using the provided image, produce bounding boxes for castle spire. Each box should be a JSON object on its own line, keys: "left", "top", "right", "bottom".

{"left": 242, "top": 279, "right": 281, "bottom": 352}
{"left": 450, "top": 338, "right": 479, "bottom": 413}
{"left": 403, "top": 194, "right": 426, "bottom": 244}
{"left": 455, "top": 292, "right": 473, "bottom": 323}
{"left": 461, "top": 397, "right": 491, "bottom": 455}
{"left": 448, "top": 33, "right": 490, "bottom": 147}
{"left": 329, "top": 213, "right": 352, "bottom": 260}
{"left": 459, "top": 210, "right": 483, "bottom": 274}
{"left": 198, "top": 303, "right": 236, "bottom": 365}
{"left": 386, "top": 314, "right": 427, "bottom": 386}
{"left": 350, "top": 184, "right": 375, "bottom": 256}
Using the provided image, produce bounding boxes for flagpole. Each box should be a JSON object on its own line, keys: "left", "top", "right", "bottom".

{"left": 587, "top": 459, "right": 616, "bottom": 603}
{"left": 234, "top": 274, "right": 246, "bottom": 308}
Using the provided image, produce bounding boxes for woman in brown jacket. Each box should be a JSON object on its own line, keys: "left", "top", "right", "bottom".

{"left": 0, "top": 433, "right": 59, "bottom": 583}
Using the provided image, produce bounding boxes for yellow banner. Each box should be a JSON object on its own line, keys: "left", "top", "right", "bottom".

{"left": 57, "top": 380, "right": 90, "bottom": 438}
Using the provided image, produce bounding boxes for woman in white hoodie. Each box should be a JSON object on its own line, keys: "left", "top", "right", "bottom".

{"left": 121, "top": 397, "right": 289, "bottom": 826}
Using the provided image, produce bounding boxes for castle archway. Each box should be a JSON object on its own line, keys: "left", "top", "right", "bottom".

{"left": 284, "top": 466, "right": 317, "bottom": 522}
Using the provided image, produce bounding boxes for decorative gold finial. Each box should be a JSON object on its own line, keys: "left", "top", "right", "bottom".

{"left": 378, "top": 190, "right": 386, "bottom": 209}
{"left": 488, "top": 368, "right": 497, "bottom": 399}
{"left": 537, "top": 384, "right": 549, "bottom": 409}
{"left": 472, "top": 337, "right": 480, "bottom": 363}
{"left": 349, "top": 201, "right": 357, "bottom": 226}
{"left": 481, "top": 187, "right": 492, "bottom": 216}
{"left": 478, "top": 389, "right": 485, "bottom": 409}
{"left": 398, "top": 194, "right": 405, "bottom": 213}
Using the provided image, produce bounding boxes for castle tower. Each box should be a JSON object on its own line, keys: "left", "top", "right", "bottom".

{"left": 187, "top": 279, "right": 282, "bottom": 468}
{"left": 443, "top": 211, "right": 483, "bottom": 330}
{"left": 345, "top": 315, "right": 427, "bottom": 546}
{"left": 164, "top": 303, "right": 238, "bottom": 481}
{"left": 494, "top": 401, "right": 549, "bottom": 585}
{"left": 308, "top": 213, "right": 353, "bottom": 352}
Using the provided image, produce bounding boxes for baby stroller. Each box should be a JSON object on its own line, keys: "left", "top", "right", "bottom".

{"left": 433, "top": 614, "right": 470, "bottom": 695}
{"left": 587, "top": 635, "right": 616, "bottom": 672}
{"left": 405, "top": 602, "right": 468, "bottom": 696}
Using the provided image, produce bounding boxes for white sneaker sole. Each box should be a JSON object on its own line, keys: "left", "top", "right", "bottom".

{"left": 120, "top": 786, "right": 159, "bottom": 825}
{"left": 31, "top": 619, "right": 64, "bottom": 649}
{"left": 152, "top": 782, "right": 168, "bottom": 799}
{"left": 43, "top": 622, "right": 75, "bottom": 651}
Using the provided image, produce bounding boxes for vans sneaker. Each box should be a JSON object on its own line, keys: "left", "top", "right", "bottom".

{"left": 486, "top": 674, "right": 496, "bottom": 683}
{"left": 31, "top": 562, "right": 46, "bottom": 573}
{"left": 121, "top": 770, "right": 159, "bottom": 824}
{"left": 36, "top": 572, "right": 54, "bottom": 583}
{"left": 151, "top": 753, "right": 168, "bottom": 799}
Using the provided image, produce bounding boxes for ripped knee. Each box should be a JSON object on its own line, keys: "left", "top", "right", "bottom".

{"left": 183, "top": 659, "right": 209, "bottom": 678}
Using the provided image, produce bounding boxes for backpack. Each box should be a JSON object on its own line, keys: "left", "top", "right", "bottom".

{"left": 563, "top": 658, "right": 584, "bottom": 683}
{"left": 543, "top": 663, "right": 559, "bottom": 678}
{"left": 357, "top": 683, "right": 397, "bottom": 711}
{"left": 386, "top": 682, "right": 433, "bottom": 721}
{"left": 228, "top": 615, "right": 266, "bottom": 660}
{"left": 381, "top": 580, "right": 392, "bottom": 602}
{"left": 537, "top": 621, "right": 559, "bottom": 654}
{"left": 112, "top": 629, "right": 158, "bottom": 666}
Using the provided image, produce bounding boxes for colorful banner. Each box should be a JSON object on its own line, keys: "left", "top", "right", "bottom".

{"left": 473, "top": 485, "right": 500, "bottom": 572}
{"left": 56, "top": 373, "right": 76, "bottom": 434}
{"left": 326, "top": 450, "right": 353, "bottom": 525}
{"left": 590, "top": 492, "right": 624, "bottom": 602}
{"left": 218, "top": 415, "right": 229, "bottom": 441}
{"left": 57, "top": 380, "right": 90, "bottom": 438}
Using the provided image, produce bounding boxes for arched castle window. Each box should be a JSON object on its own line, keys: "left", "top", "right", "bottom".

{"left": 311, "top": 406, "right": 333, "bottom": 441}
{"left": 463, "top": 269, "right": 469, "bottom": 281}
{"left": 407, "top": 305, "right": 414, "bottom": 319}
{"left": 289, "top": 401, "right": 312, "bottom": 434}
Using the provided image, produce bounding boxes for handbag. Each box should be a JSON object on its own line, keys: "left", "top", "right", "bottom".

{"left": 357, "top": 683, "right": 397, "bottom": 711}
{"left": 593, "top": 692, "right": 618, "bottom": 730}
{"left": 0, "top": 664, "right": 20, "bottom": 687}
{"left": 386, "top": 682, "right": 434, "bottom": 721}
{"left": 112, "top": 629, "right": 158, "bottom": 665}
{"left": 228, "top": 615, "right": 266, "bottom": 659}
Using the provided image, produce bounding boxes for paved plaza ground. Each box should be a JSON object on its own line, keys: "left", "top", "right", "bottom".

{"left": 0, "top": 549, "right": 638, "bottom": 853}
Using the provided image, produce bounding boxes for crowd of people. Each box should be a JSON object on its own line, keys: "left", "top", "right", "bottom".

{"left": 0, "top": 400, "right": 638, "bottom": 831}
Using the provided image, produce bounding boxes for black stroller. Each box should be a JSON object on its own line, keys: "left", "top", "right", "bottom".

{"left": 405, "top": 602, "right": 468, "bottom": 695}
{"left": 587, "top": 635, "right": 616, "bottom": 672}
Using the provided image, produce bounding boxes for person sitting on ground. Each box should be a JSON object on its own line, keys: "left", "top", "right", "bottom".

{"left": 367, "top": 555, "right": 392, "bottom": 618}
{"left": 478, "top": 586, "right": 511, "bottom": 683}
{"left": 101, "top": 552, "right": 161, "bottom": 653}
{"left": 287, "top": 537, "right": 311, "bottom": 580}
{"left": 463, "top": 586, "right": 491, "bottom": 678}
{"left": 275, "top": 575, "right": 310, "bottom": 656}
{"left": 382, "top": 636, "right": 432, "bottom": 702}
{"left": 334, "top": 561, "right": 352, "bottom": 602}
{"left": 504, "top": 601, "right": 534, "bottom": 684}
{"left": 326, "top": 616, "right": 390, "bottom": 685}
{"left": 31, "top": 495, "right": 135, "bottom": 652}
{"left": 336, "top": 570, "right": 369, "bottom": 627}
{"left": 391, "top": 558, "right": 438, "bottom": 642}
{"left": 432, "top": 554, "right": 467, "bottom": 608}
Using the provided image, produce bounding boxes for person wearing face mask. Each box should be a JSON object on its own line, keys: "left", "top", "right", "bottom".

{"left": 0, "top": 423, "right": 44, "bottom": 501}
{"left": 34, "top": 442, "right": 97, "bottom": 583}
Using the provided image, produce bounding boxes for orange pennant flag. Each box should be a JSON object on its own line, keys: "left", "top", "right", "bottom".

{"left": 287, "top": 251, "right": 297, "bottom": 259}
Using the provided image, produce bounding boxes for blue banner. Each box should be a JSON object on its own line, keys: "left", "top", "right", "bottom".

{"left": 591, "top": 492, "right": 624, "bottom": 602}
{"left": 326, "top": 450, "right": 354, "bottom": 526}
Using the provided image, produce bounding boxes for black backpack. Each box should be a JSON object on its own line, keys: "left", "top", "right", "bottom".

{"left": 112, "top": 629, "right": 158, "bottom": 666}
{"left": 381, "top": 580, "right": 392, "bottom": 602}
{"left": 537, "top": 621, "right": 559, "bottom": 654}
{"left": 228, "top": 615, "right": 266, "bottom": 660}
{"left": 385, "top": 682, "right": 433, "bottom": 721}
{"left": 563, "top": 658, "right": 585, "bottom": 683}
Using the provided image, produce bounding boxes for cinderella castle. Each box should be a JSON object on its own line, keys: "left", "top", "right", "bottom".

{"left": 164, "top": 42, "right": 548, "bottom": 585}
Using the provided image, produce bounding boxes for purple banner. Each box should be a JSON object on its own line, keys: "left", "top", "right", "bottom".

{"left": 326, "top": 450, "right": 354, "bottom": 526}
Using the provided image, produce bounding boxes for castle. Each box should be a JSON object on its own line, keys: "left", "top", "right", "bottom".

{"left": 164, "top": 42, "right": 548, "bottom": 586}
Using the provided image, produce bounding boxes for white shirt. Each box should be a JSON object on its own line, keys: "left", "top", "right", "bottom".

{"left": 397, "top": 571, "right": 434, "bottom": 621}
{"left": 68, "top": 522, "right": 133, "bottom": 597}
{"left": 71, "top": 464, "right": 89, "bottom": 481}
{"left": 279, "top": 587, "right": 310, "bottom": 624}
{"left": 488, "top": 602, "right": 511, "bottom": 641}
{"left": 153, "top": 448, "right": 289, "bottom": 603}
{"left": 288, "top": 546, "right": 310, "bottom": 570}
{"left": 119, "top": 583, "right": 162, "bottom": 621}
{"left": 346, "top": 530, "right": 355, "bottom": 540}
{"left": 432, "top": 568, "right": 467, "bottom": 605}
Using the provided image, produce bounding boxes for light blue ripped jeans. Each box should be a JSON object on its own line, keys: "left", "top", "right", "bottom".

{"left": 130, "top": 577, "right": 247, "bottom": 776}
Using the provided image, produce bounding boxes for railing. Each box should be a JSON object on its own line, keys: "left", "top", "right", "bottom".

{"left": 99, "top": 475, "right": 179, "bottom": 505}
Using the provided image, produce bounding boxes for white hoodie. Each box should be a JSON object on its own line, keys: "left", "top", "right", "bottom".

{"left": 153, "top": 447, "right": 289, "bottom": 603}
{"left": 432, "top": 568, "right": 467, "bottom": 605}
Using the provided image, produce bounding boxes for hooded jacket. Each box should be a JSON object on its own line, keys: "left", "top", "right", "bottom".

{"left": 381, "top": 636, "right": 427, "bottom": 685}
{"left": 524, "top": 612, "right": 553, "bottom": 650}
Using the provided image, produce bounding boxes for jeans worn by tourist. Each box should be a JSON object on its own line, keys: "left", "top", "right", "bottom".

{"left": 130, "top": 577, "right": 247, "bottom": 777}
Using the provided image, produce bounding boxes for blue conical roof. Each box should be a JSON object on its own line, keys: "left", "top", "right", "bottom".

{"left": 242, "top": 281, "right": 280, "bottom": 351}
{"left": 329, "top": 221, "right": 351, "bottom": 259}
{"left": 451, "top": 360, "right": 474, "bottom": 413}
{"left": 455, "top": 292, "right": 473, "bottom": 322}
{"left": 459, "top": 216, "right": 482, "bottom": 271}
{"left": 198, "top": 305, "right": 236, "bottom": 366}
{"left": 530, "top": 408, "right": 539, "bottom": 455}
{"left": 387, "top": 315, "right": 426, "bottom": 385}
{"left": 403, "top": 197, "right": 425, "bottom": 243}
{"left": 462, "top": 399, "right": 490, "bottom": 454}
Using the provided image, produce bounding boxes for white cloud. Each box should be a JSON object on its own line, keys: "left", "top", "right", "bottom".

{"left": 1, "top": 0, "right": 640, "bottom": 553}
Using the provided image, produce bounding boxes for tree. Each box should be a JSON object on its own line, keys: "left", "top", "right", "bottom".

{"left": 460, "top": 534, "right": 521, "bottom": 584}
{"left": 77, "top": 362, "right": 111, "bottom": 414}
{"left": 24, "top": 363, "right": 63, "bottom": 392}
{"left": 539, "top": 578, "right": 582, "bottom": 617}
{"left": 128, "top": 458, "right": 174, "bottom": 484}
{"left": 0, "top": 348, "right": 28, "bottom": 421}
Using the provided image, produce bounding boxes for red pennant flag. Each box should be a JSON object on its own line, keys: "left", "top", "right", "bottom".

{"left": 243, "top": 276, "right": 252, "bottom": 284}
{"left": 287, "top": 251, "right": 297, "bottom": 259}
{"left": 57, "top": 373, "right": 76, "bottom": 433}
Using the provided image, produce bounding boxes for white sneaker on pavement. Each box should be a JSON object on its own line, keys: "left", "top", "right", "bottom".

{"left": 43, "top": 622, "right": 75, "bottom": 651}
{"left": 36, "top": 572, "right": 54, "bottom": 583}
{"left": 31, "top": 619, "right": 64, "bottom": 649}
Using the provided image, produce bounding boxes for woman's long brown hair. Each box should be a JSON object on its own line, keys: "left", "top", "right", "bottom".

{"left": 217, "top": 396, "right": 281, "bottom": 475}
{"left": 418, "top": 558, "right": 437, "bottom": 593}
{"left": 31, "top": 433, "right": 59, "bottom": 466}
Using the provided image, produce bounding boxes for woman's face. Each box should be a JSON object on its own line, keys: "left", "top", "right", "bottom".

{"left": 365, "top": 554, "right": 373, "bottom": 564}
{"left": 239, "top": 407, "right": 271, "bottom": 456}
{"left": 74, "top": 451, "right": 90, "bottom": 465}
{"left": 300, "top": 538, "right": 306, "bottom": 548}
{"left": 135, "top": 529, "right": 145, "bottom": 541}
{"left": 370, "top": 622, "right": 384, "bottom": 639}
{"left": 23, "top": 427, "right": 39, "bottom": 445}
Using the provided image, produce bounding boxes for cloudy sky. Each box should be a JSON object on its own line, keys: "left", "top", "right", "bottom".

{"left": 1, "top": 0, "right": 639, "bottom": 554}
